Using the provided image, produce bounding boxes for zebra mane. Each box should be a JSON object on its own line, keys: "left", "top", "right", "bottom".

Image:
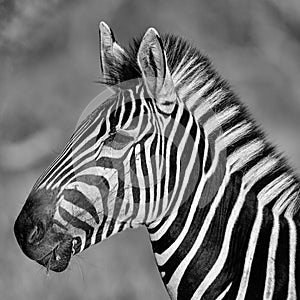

{"left": 101, "top": 33, "right": 242, "bottom": 120}
{"left": 100, "top": 33, "right": 267, "bottom": 149}
{"left": 101, "top": 34, "right": 211, "bottom": 87}
{"left": 101, "top": 32, "right": 300, "bottom": 203}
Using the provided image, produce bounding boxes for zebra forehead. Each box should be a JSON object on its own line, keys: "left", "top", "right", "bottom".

{"left": 75, "top": 81, "right": 146, "bottom": 132}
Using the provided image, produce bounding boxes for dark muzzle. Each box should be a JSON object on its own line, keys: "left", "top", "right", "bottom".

{"left": 14, "top": 190, "right": 73, "bottom": 272}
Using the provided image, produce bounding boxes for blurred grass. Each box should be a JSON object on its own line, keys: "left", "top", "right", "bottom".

{"left": 1, "top": 0, "right": 300, "bottom": 299}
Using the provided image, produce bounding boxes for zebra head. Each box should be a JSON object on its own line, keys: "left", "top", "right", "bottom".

{"left": 14, "top": 22, "right": 202, "bottom": 272}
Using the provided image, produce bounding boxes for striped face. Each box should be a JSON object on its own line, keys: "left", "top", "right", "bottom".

{"left": 14, "top": 23, "right": 199, "bottom": 272}
{"left": 37, "top": 82, "right": 174, "bottom": 255}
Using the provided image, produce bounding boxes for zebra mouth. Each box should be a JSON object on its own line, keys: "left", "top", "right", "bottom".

{"left": 37, "top": 240, "right": 72, "bottom": 273}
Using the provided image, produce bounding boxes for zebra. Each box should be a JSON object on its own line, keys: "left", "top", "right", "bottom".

{"left": 14, "top": 21, "right": 300, "bottom": 300}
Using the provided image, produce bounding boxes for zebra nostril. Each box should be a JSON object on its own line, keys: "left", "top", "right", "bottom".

{"left": 27, "top": 222, "right": 46, "bottom": 245}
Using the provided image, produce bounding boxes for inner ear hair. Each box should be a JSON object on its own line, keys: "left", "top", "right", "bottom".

{"left": 99, "top": 21, "right": 126, "bottom": 81}
{"left": 137, "top": 28, "right": 177, "bottom": 114}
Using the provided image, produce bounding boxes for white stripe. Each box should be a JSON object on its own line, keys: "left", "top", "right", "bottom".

{"left": 166, "top": 168, "right": 230, "bottom": 299}
{"left": 204, "top": 135, "right": 225, "bottom": 178}
{"left": 150, "top": 128, "right": 163, "bottom": 222}
{"left": 132, "top": 144, "right": 147, "bottom": 226}
{"left": 191, "top": 186, "right": 246, "bottom": 300}
{"left": 116, "top": 93, "right": 126, "bottom": 127}
{"left": 41, "top": 107, "right": 106, "bottom": 188}
{"left": 263, "top": 210, "right": 279, "bottom": 300}
{"left": 191, "top": 157, "right": 278, "bottom": 299}
{"left": 59, "top": 198, "right": 89, "bottom": 222}
{"left": 52, "top": 148, "right": 99, "bottom": 191}
{"left": 149, "top": 108, "right": 200, "bottom": 240}
{"left": 184, "top": 79, "right": 215, "bottom": 109}
{"left": 118, "top": 148, "right": 135, "bottom": 222}
{"left": 217, "top": 121, "right": 252, "bottom": 148}
{"left": 144, "top": 133, "right": 157, "bottom": 224}
{"left": 47, "top": 121, "right": 108, "bottom": 189}
{"left": 178, "top": 72, "right": 209, "bottom": 100}
{"left": 154, "top": 133, "right": 208, "bottom": 265}
{"left": 59, "top": 166, "right": 117, "bottom": 195}
{"left": 285, "top": 199, "right": 297, "bottom": 300}
{"left": 192, "top": 88, "right": 224, "bottom": 119}
{"left": 263, "top": 186, "right": 295, "bottom": 300}
{"left": 227, "top": 139, "right": 264, "bottom": 172}
{"left": 37, "top": 120, "right": 93, "bottom": 189}
{"left": 122, "top": 91, "right": 136, "bottom": 129}
{"left": 154, "top": 125, "right": 210, "bottom": 264}
{"left": 64, "top": 180, "right": 103, "bottom": 245}
{"left": 53, "top": 206, "right": 86, "bottom": 253}
{"left": 204, "top": 106, "right": 239, "bottom": 136}
{"left": 237, "top": 175, "right": 292, "bottom": 300}
{"left": 259, "top": 174, "right": 293, "bottom": 201}
{"left": 243, "top": 157, "right": 278, "bottom": 190}
{"left": 149, "top": 105, "right": 185, "bottom": 226}
{"left": 172, "top": 57, "right": 198, "bottom": 86}
{"left": 215, "top": 282, "right": 232, "bottom": 300}
{"left": 234, "top": 200, "right": 265, "bottom": 299}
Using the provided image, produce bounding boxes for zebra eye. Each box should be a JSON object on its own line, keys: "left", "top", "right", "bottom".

{"left": 103, "top": 130, "right": 134, "bottom": 150}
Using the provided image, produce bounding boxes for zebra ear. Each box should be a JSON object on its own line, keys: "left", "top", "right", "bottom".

{"left": 137, "top": 28, "right": 177, "bottom": 114}
{"left": 99, "top": 21, "right": 126, "bottom": 81}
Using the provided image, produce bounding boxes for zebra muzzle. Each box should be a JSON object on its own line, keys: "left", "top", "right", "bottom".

{"left": 36, "top": 238, "right": 73, "bottom": 273}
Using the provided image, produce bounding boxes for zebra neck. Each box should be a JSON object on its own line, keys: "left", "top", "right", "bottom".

{"left": 147, "top": 160, "right": 300, "bottom": 299}
{"left": 146, "top": 167, "right": 243, "bottom": 299}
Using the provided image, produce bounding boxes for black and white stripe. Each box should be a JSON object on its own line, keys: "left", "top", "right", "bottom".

{"left": 32, "top": 24, "right": 300, "bottom": 299}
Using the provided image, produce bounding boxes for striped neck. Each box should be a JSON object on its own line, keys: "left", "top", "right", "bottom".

{"left": 146, "top": 70, "right": 300, "bottom": 299}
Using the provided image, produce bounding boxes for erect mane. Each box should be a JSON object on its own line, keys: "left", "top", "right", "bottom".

{"left": 100, "top": 32, "right": 300, "bottom": 200}
{"left": 101, "top": 33, "right": 238, "bottom": 119}
{"left": 101, "top": 34, "right": 218, "bottom": 90}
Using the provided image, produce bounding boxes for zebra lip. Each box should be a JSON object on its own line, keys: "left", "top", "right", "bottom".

{"left": 37, "top": 241, "right": 72, "bottom": 273}
{"left": 38, "top": 250, "right": 54, "bottom": 271}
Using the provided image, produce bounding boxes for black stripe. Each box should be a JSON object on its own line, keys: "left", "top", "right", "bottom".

{"left": 59, "top": 206, "right": 94, "bottom": 250}
{"left": 219, "top": 110, "right": 245, "bottom": 134}
{"left": 43, "top": 147, "right": 73, "bottom": 187}
{"left": 200, "top": 76, "right": 223, "bottom": 100}
{"left": 52, "top": 165, "right": 76, "bottom": 188}
{"left": 239, "top": 146, "right": 271, "bottom": 174}
{"left": 151, "top": 156, "right": 202, "bottom": 257}
{"left": 95, "top": 215, "right": 108, "bottom": 243}
{"left": 53, "top": 219, "right": 68, "bottom": 231}
{"left": 109, "top": 99, "right": 118, "bottom": 133}
{"left": 272, "top": 217, "right": 289, "bottom": 299}
{"left": 176, "top": 171, "right": 243, "bottom": 298}
{"left": 130, "top": 147, "right": 140, "bottom": 220}
{"left": 204, "top": 126, "right": 221, "bottom": 174}
{"left": 226, "top": 130, "right": 259, "bottom": 157}
{"left": 211, "top": 188, "right": 258, "bottom": 299}
{"left": 132, "top": 99, "right": 141, "bottom": 125}
{"left": 74, "top": 174, "right": 109, "bottom": 219}
{"left": 120, "top": 97, "right": 132, "bottom": 127}
{"left": 46, "top": 127, "right": 102, "bottom": 187}
{"left": 106, "top": 169, "right": 125, "bottom": 237}
{"left": 63, "top": 189, "right": 100, "bottom": 224}
{"left": 150, "top": 124, "right": 204, "bottom": 244}
{"left": 96, "top": 121, "right": 107, "bottom": 141}
{"left": 139, "top": 139, "right": 151, "bottom": 221}
{"left": 249, "top": 167, "right": 285, "bottom": 193}
{"left": 244, "top": 206, "right": 273, "bottom": 299}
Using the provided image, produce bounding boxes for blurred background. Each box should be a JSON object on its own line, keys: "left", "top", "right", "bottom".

{"left": 1, "top": 0, "right": 300, "bottom": 299}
